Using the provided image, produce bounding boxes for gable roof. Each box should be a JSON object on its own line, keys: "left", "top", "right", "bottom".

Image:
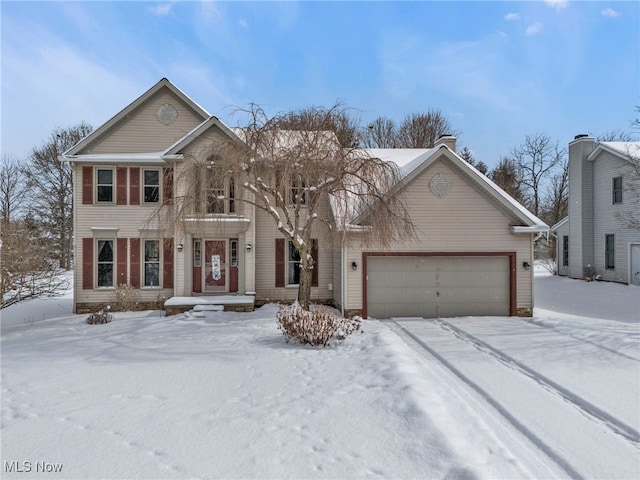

{"left": 163, "top": 116, "right": 245, "bottom": 156}
{"left": 64, "top": 78, "right": 210, "bottom": 156}
{"left": 335, "top": 145, "right": 547, "bottom": 233}
{"left": 550, "top": 216, "right": 569, "bottom": 231}
{"left": 588, "top": 141, "right": 640, "bottom": 162}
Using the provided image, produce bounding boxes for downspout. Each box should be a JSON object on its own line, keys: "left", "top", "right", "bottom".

{"left": 341, "top": 229, "right": 345, "bottom": 317}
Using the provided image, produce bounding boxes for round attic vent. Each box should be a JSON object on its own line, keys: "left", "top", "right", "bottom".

{"left": 156, "top": 104, "right": 178, "bottom": 125}
{"left": 430, "top": 173, "right": 452, "bottom": 198}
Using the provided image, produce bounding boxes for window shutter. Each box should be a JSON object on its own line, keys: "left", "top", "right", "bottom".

{"left": 117, "top": 167, "right": 127, "bottom": 205}
{"left": 275, "top": 238, "right": 285, "bottom": 287}
{"left": 311, "top": 238, "right": 319, "bottom": 287}
{"left": 129, "top": 168, "right": 140, "bottom": 206}
{"left": 82, "top": 238, "right": 93, "bottom": 289}
{"left": 117, "top": 238, "right": 128, "bottom": 286}
{"left": 163, "top": 238, "right": 174, "bottom": 288}
{"left": 130, "top": 238, "right": 141, "bottom": 288}
{"left": 163, "top": 167, "right": 173, "bottom": 204}
{"left": 82, "top": 167, "right": 93, "bottom": 205}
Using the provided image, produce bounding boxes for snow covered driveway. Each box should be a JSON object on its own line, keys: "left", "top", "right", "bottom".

{"left": 389, "top": 315, "right": 640, "bottom": 480}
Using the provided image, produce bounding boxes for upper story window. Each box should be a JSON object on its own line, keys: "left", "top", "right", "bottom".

{"left": 197, "top": 157, "right": 235, "bottom": 214}
{"left": 143, "top": 169, "right": 160, "bottom": 203}
{"left": 96, "top": 168, "right": 114, "bottom": 203}
{"left": 612, "top": 176, "right": 623, "bottom": 204}
{"left": 290, "top": 174, "right": 307, "bottom": 205}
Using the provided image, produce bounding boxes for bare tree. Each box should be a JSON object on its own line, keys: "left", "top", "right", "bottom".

{"left": 489, "top": 157, "right": 526, "bottom": 205}
{"left": 396, "top": 110, "right": 461, "bottom": 149}
{"left": 510, "top": 132, "right": 565, "bottom": 218}
{"left": 0, "top": 155, "right": 27, "bottom": 228}
{"left": 0, "top": 219, "right": 69, "bottom": 307}
{"left": 596, "top": 130, "right": 634, "bottom": 142}
{"left": 168, "top": 103, "right": 415, "bottom": 310}
{"left": 361, "top": 117, "right": 398, "bottom": 148}
{"left": 24, "top": 123, "right": 93, "bottom": 270}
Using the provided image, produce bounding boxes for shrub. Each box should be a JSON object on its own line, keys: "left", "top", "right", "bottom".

{"left": 87, "top": 307, "right": 112, "bottom": 325}
{"left": 111, "top": 283, "right": 141, "bottom": 312}
{"left": 276, "top": 302, "right": 361, "bottom": 347}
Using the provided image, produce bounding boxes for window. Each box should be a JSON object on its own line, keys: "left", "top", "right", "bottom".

{"left": 288, "top": 241, "right": 301, "bottom": 285}
{"left": 203, "top": 159, "right": 235, "bottom": 214}
{"left": 612, "top": 176, "right": 623, "bottom": 204}
{"left": 291, "top": 174, "right": 306, "bottom": 205}
{"left": 96, "top": 168, "right": 114, "bottom": 203}
{"left": 562, "top": 235, "right": 569, "bottom": 267}
{"left": 194, "top": 240, "right": 202, "bottom": 268}
{"left": 143, "top": 169, "right": 160, "bottom": 203}
{"left": 97, "top": 240, "right": 114, "bottom": 287}
{"left": 144, "top": 240, "right": 160, "bottom": 287}
{"left": 605, "top": 234, "right": 615, "bottom": 270}
{"left": 230, "top": 240, "right": 238, "bottom": 267}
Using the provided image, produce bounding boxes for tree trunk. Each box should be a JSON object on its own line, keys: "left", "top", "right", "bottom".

{"left": 297, "top": 256, "right": 313, "bottom": 311}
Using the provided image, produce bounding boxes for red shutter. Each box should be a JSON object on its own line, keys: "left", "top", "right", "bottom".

{"left": 275, "top": 238, "right": 285, "bottom": 287}
{"left": 130, "top": 238, "right": 140, "bottom": 288}
{"left": 163, "top": 167, "right": 173, "bottom": 204}
{"left": 82, "top": 238, "right": 93, "bottom": 289}
{"left": 163, "top": 238, "right": 174, "bottom": 288}
{"left": 311, "top": 238, "right": 319, "bottom": 287}
{"left": 129, "top": 168, "right": 140, "bottom": 206}
{"left": 117, "top": 238, "right": 128, "bottom": 286}
{"left": 116, "top": 167, "right": 127, "bottom": 205}
{"left": 82, "top": 167, "right": 93, "bottom": 205}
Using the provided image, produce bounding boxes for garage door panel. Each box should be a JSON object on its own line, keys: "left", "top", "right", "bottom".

{"left": 366, "top": 255, "right": 510, "bottom": 319}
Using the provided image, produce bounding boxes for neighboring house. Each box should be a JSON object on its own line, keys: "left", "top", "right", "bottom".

{"left": 63, "top": 78, "right": 547, "bottom": 318}
{"left": 552, "top": 135, "right": 640, "bottom": 285}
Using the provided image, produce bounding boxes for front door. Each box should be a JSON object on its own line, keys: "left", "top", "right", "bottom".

{"left": 204, "top": 240, "right": 226, "bottom": 292}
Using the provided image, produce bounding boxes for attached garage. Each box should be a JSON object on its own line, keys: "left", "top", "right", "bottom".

{"left": 364, "top": 253, "right": 515, "bottom": 319}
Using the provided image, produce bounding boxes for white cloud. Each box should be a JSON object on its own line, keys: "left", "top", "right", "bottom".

{"left": 504, "top": 13, "right": 520, "bottom": 21}
{"left": 545, "top": 0, "right": 568, "bottom": 10}
{"left": 149, "top": 2, "right": 174, "bottom": 16}
{"left": 526, "top": 22, "right": 544, "bottom": 36}
{"left": 601, "top": 8, "right": 621, "bottom": 18}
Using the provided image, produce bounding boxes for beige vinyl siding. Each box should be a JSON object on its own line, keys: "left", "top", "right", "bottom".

{"left": 254, "top": 194, "right": 334, "bottom": 303}
{"left": 73, "top": 163, "right": 173, "bottom": 306}
{"left": 592, "top": 152, "right": 640, "bottom": 283}
{"left": 343, "top": 158, "right": 533, "bottom": 312}
{"left": 83, "top": 90, "right": 205, "bottom": 154}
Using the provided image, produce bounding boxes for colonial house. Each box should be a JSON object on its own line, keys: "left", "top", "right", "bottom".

{"left": 63, "top": 78, "right": 547, "bottom": 318}
{"left": 552, "top": 136, "right": 640, "bottom": 285}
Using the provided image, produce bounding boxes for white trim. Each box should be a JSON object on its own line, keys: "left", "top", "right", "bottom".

{"left": 91, "top": 227, "right": 119, "bottom": 237}
{"left": 628, "top": 242, "right": 640, "bottom": 286}
{"left": 511, "top": 225, "right": 549, "bottom": 234}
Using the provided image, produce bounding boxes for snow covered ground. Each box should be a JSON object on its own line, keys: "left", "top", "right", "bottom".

{"left": 1, "top": 271, "right": 639, "bottom": 479}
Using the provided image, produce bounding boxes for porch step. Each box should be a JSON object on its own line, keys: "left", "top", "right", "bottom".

{"left": 164, "top": 295, "right": 256, "bottom": 316}
{"left": 193, "top": 304, "right": 224, "bottom": 312}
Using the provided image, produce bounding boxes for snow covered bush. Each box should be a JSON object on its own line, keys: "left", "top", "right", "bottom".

{"left": 276, "top": 302, "right": 361, "bottom": 347}
{"left": 86, "top": 307, "right": 112, "bottom": 325}
{"left": 111, "top": 283, "right": 141, "bottom": 312}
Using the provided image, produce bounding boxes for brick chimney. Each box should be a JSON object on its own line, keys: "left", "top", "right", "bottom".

{"left": 435, "top": 134, "right": 456, "bottom": 152}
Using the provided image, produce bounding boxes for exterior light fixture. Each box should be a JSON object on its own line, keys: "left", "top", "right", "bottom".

{"left": 246, "top": 243, "right": 253, "bottom": 252}
{"left": 522, "top": 261, "right": 530, "bottom": 270}
{"left": 177, "top": 243, "right": 184, "bottom": 252}
{"left": 351, "top": 261, "right": 358, "bottom": 271}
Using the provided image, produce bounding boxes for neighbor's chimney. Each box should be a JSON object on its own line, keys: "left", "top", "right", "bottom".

{"left": 435, "top": 134, "right": 456, "bottom": 152}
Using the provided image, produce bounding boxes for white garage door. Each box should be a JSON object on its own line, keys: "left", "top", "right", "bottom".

{"left": 366, "top": 256, "right": 510, "bottom": 319}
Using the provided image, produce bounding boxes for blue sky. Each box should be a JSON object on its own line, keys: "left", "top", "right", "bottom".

{"left": 2, "top": 1, "right": 638, "bottom": 168}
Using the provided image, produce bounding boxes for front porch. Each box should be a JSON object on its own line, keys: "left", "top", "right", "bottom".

{"left": 164, "top": 295, "right": 256, "bottom": 316}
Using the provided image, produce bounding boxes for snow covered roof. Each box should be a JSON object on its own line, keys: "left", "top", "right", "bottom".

{"left": 62, "top": 152, "right": 171, "bottom": 164}
{"left": 550, "top": 216, "right": 569, "bottom": 231}
{"left": 588, "top": 141, "right": 640, "bottom": 161}
{"left": 164, "top": 116, "right": 245, "bottom": 156}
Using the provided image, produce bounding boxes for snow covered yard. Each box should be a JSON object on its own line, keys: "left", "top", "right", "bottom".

{"left": 1, "top": 274, "right": 639, "bottom": 479}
